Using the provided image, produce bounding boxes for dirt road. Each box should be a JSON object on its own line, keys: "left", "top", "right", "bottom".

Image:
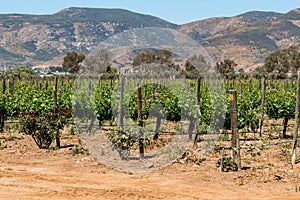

{"left": 0, "top": 133, "right": 299, "bottom": 200}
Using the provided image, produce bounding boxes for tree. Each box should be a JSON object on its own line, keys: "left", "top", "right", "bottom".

{"left": 84, "top": 49, "right": 112, "bottom": 74}
{"left": 8, "top": 66, "right": 36, "bottom": 78}
{"left": 216, "top": 59, "right": 236, "bottom": 75}
{"left": 182, "top": 60, "right": 200, "bottom": 79}
{"left": 106, "top": 64, "right": 118, "bottom": 74}
{"left": 288, "top": 45, "right": 300, "bottom": 72}
{"left": 62, "top": 51, "right": 85, "bottom": 73}
{"left": 181, "top": 55, "right": 210, "bottom": 79}
{"left": 132, "top": 49, "right": 173, "bottom": 67}
{"left": 263, "top": 45, "right": 300, "bottom": 74}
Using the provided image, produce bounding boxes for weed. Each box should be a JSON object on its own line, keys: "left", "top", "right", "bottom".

{"left": 279, "top": 144, "right": 292, "bottom": 157}
{"left": 256, "top": 165, "right": 268, "bottom": 170}
{"left": 244, "top": 159, "right": 251, "bottom": 165}
{"left": 217, "top": 157, "right": 238, "bottom": 172}
{"left": 50, "top": 146, "right": 60, "bottom": 151}
{"left": 295, "top": 156, "right": 300, "bottom": 164}
{"left": 69, "top": 125, "right": 78, "bottom": 136}
{"left": 0, "top": 139, "right": 7, "bottom": 150}
{"left": 259, "top": 144, "right": 270, "bottom": 151}
{"left": 280, "top": 148, "right": 289, "bottom": 157}
{"left": 218, "top": 133, "right": 230, "bottom": 141}
{"left": 72, "top": 139, "right": 89, "bottom": 156}
{"left": 241, "top": 131, "right": 248, "bottom": 140}
{"left": 251, "top": 152, "right": 259, "bottom": 157}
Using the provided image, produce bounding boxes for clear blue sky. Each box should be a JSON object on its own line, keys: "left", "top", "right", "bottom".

{"left": 0, "top": 0, "right": 299, "bottom": 24}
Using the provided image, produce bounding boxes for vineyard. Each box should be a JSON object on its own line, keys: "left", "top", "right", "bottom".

{"left": 1, "top": 75, "right": 300, "bottom": 199}
{"left": 0, "top": 76, "right": 299, "bottom": 165}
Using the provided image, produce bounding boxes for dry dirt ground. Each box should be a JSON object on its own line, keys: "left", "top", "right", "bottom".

{"left": 0, "top": 130, "right": 300, "bottom": 200}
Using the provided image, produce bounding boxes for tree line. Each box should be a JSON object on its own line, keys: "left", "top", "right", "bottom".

{"left": 38, "top": 45, "right": 300, "bottom": 79}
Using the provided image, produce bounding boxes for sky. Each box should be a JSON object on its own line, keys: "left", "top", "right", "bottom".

{"left": 0, "top": 0, "right": 299, "bottom": 24}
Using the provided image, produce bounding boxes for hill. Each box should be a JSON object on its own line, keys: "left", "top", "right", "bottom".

{"left": 0, "top": 7, "right": 299, "bottom": 70}
{"left": 0, "top": 7, "right": 176, "bottom": 69}
{"left": 178, "top": 8, "right": 300, "bottom": 70}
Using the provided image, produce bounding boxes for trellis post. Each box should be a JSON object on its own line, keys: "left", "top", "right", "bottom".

{"left": 292, "top": 71, "right": 300, "bottom": 166}
{"left": 137, "top": 86, "right": 144, "bottom": 159}
{"left": 229, "top": 90, "right": 241, "bottom": 170}
{"left": 259, "top": 78, "right": 266, "bottom": 138}
{"left": 53, "top": 76, "right": 60, "bottom": 148}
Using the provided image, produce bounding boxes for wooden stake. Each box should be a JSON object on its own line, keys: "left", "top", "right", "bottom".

{"left": 137, "top": 86, "right": 144, "bottom": 159}
{"left": 282, "top": 117, "right": 289, "bottom": 139}
{"left": 259, "top": 78, "right": 266, "bottom": 138}
{"left": 194, "top": 77, "right": 201, "bottom": 148}
{"left": 2, "top": 78, "right": 5, "bottom": 95}
{"left": 88, "top": 80, "right": 91, "bottom": 97}
{"left": 220, "top": 148, "right": 225, "bottom": 172}
{"left": 229, "top": 90, "right": 241, "bottom": 170}
{"left": 292, "top": 71, "right": 300, "bottom": 166}
{"left": 0, "top": 78, "right": 5, "bottom": 132}
{"left": 118, "top": 77, "right": 125, "bottom": 130}
{"left": 53, "top": 77, "right": 60, "bottom": 148}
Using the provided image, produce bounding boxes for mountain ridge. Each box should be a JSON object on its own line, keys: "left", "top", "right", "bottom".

{"left": 179, "top": 8, "right": 300, "bottom": 70}
{"left": 0, "top": 7, "right": 299, "bottom": 71}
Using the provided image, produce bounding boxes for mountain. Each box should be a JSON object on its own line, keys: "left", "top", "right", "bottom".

{"left": 178, "top": 8, "right": 300, "bottom": 70}
{"left": 0, "top": 7, "right": 176, "bottom": 69}
{"left": 0, "top": 7, "right": 299, "bottom": 70}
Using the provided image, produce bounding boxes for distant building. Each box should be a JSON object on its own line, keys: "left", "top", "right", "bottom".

{"left": 235, "top": 68, "right": 245, "bottom": 74}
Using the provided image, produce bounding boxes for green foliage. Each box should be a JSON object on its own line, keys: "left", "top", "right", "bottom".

{"left": 72, "top": 139, "right": 89, "bottom": 156}
{"left": 128, "top": 83, "right": 181, "bottom": 122}
{"left": 3, "top": 78, "right": 72, "bottom": 149}
{"left": 108, "top": 130, "right": 139, "bottom": 154}
{"left": 265, "top": 81, "right": 296, "bottom": 119}
{"left": 62, "top": 51, "right": 85, "bottom": 73}
{"left": 217, "top": 156, "right": 238, "bottom": 172}
{"left": 2, "top": 75, "right": 299, "bottom": 150}
{"left": 132, "top": 49, "right": 173, "bottom": 67}
{"left": 216, "top": 59, "right": 236, "bottom": 79}
{"left": 263, "top": 45, "right": 300, "bottom": 74}
{"left": 223, "top": 80, "right": 261, "bottom": 131}
{"left": 5, "top": 81, "right": 53, "bottom": 117}
{"left": 20, "top": 110, "right": 70, "bottom": 149}
{"left": 94, "top": 82, "right": 113, "bottom": 126}
{"left": 6, "top": 66, "right": 36, "bottom": 78}
{"left": 72, "top": 80, "right": 96, "bottom": 120}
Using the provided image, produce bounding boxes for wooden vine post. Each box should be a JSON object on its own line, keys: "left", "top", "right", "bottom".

{"left": 53, "top": 77, "right": 60, "bottom": 148}
{"left": 194, "top": 77, "right": 201, "bottom": 149}
{"left": 229, "top": 90, "right": 241, "bottom": 170}
{"left": 137, "top": 86, "right": 144, "bottom": 159}
{"left": 118, "top": 76, "right": 125, "bottom": 130}
{"left": 259, "top": 78, "right": 266, "bottom": 138}
{"left": 88, "top": 80, "right": 91, "bottom": 97}
{"left": 2, "top": 78, "right": 5, "bottom": 95}
{"left": 9, "top": 78, "right": 14, "bottom": 93}
{"left": 0, "top": 78, "right": 5, "bottom": 132}
{"left": 292, "top": 71, "right": 300, "bottom": 166}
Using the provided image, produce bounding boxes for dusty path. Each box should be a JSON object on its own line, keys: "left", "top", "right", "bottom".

{"left": 0, "top": 133, "right": 300, "bottom": 200}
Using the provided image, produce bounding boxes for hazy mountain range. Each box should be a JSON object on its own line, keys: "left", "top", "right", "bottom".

{"left": 0, "top": 7, "right": 299, "bottom": 71}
